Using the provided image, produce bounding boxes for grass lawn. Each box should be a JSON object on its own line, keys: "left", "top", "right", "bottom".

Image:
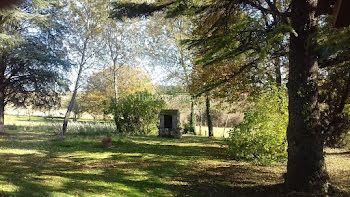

{"left": 195, "top": 126, "right": 232, "bottom": 138}
{"left": 0, "top": 116, "right": 349, "bottom": 196}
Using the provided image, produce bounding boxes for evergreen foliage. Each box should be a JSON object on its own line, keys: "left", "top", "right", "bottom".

{"left": 0, "top": 0, "right": 71, "bottom": 113}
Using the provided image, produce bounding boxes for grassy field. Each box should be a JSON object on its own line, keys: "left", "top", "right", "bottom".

{"left": 195, "top": 126, "right": 232, "bottom": 138}
{"left": 0, "top": 116, "right": 349, "bottom": 196}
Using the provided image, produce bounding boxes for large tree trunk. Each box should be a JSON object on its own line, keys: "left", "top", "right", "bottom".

{"left": 206, "top": 95, "right": 213, "bottom": 137}
{"left": 62, "top": 63, "right": 83, "bottom": 136}
{"left": 285, "top": 0, "right": 329, "bottom": 193}
{"left": 189, "top": 97, "right": 196, "bottom": 134}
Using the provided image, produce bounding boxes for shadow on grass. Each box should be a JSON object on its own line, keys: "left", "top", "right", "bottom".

{"left": 0, "top": 131, "right": 349, "bottom": 197}
{"left": 0, "top": 152, "right": 287, "bottom": 197}
{"left": 326, "top": 151, "right": 350, "bottom": 155}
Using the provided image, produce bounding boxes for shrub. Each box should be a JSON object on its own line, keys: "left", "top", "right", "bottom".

{"left": 339, "top": 104, "right": 350, "bottom": 148}
{"left": 112, "top": 91, "right": 166, "bottom": 134}
{"left": 182, "top": 123, "right": 195, "bottom": 134}
{"left": 226, "top": 86, "right": 288, "bottom": 163}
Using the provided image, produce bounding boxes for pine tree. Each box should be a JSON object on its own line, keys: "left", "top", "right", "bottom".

{"left": 111, "top": 0, "right": 350, "bottom": 193}
{"left": 0, "top": 1, "right": 71, "bottom": 133}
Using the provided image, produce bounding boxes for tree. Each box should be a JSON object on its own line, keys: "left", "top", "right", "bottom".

{"left": 83, "top": 66, "right": 154, "bottom": 118}
{"left": 205, "top": 94, "right": 213, "bottom": 137}
{"left": 111, "top": 0, "right": 350, "bottom": 193}
{"left": 142, "top": 14, "right": 197, "bottom": 132}
{"left": 61, "top": 0, "right": 108, "bottom": 136}
{"left": 101, "top": 18, "right": 141, "bottom": 103}
{"left": 0, "top": 1, "right": 71, "bottom": 133}
{"left": 62, "top": 93, "right": 86, "bottom": 121}
{"left": 0, "top": 1, "right": 20, "bottom": 9}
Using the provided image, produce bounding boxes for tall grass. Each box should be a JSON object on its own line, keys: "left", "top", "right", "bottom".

{"left": 59, "top": 121, "right": 117, "bottom": 136}
{"left": 5, "top": 116, "right": 118, "bottom": 137}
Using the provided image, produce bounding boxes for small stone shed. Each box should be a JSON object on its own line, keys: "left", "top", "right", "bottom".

{"left": 158, "top": 109, "right": 181, "bottom": 139}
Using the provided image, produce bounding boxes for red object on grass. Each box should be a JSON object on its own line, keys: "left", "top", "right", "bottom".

{"left": 102, "top": 137, "right": 112, "bottom": 148}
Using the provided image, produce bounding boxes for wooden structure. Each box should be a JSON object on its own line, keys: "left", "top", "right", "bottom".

{"left": 317, "top": 0, "right": 350, "bottom": 28}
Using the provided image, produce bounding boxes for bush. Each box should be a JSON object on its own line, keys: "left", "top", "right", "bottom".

{"left": 182, "top": 123, "right": 195, "bottom": 134}
{"left": 226, "top": 86, "right": 288, "bottom": 163}
{"left": 112, "top": 91, "right": 166, "bottom": 134}
{"left": 339, "top": 104, "right": 350, "bottom": 148}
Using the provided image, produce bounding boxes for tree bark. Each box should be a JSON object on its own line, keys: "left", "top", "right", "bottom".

{"left": 286, "top": 0, "right": 329, "bottom": 193}
{"left": 62, "top": 62, "right": 84, "bottom": 136}
{"left": 0, "top": 94, "right": 4, "bottom": 133}
{"left": 275, "top": 59, "right": 282, "bottom": 87}
{"left": 206, "top": 95, "right": 213, "bottom": 137}
{"left": 189, "top": 97, "right": 196, "bottom": 134}
{"left": 73, "top": 113, "right": 77, "bottom": 122}
{"left": 223, "top": 114, "right": 229, "bottom": 138}
{"left": 0, "top": 65, "right": 5, "bottom": 133}
{"left": 199, "top": 107, "right": 202, "bottom": 135}
{"left": 112, "top": 61, "right": 118, "bottom": 103}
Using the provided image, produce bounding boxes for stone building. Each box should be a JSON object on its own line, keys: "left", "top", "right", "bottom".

{"left": 158, "top": 109, "right": 181, "bottom": 139}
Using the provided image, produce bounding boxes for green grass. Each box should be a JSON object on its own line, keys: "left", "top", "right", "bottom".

{"left": 195, "top": 126, "right": 232, "bottom": 138}
{"left": 0, "top": 115, "right": 349, "bottom": 196}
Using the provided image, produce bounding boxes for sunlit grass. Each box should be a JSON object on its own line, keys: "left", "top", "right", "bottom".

{"left": 0, "top": 115, "right": 349, "bottom": 196}
{"left": 195, "top": 126, "right": 233, "bottom": 138}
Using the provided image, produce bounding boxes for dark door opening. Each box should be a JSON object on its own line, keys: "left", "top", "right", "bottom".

{"left": 164, "top": 115, "right": 172, "bottom": 129}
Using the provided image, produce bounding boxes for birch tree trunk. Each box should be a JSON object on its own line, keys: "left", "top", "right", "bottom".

{"left": 62, "top": 62, "right": 84, "bottom": 136}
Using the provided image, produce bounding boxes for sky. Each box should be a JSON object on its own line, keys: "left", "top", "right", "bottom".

{"left": 67, "top": 15, "right": 188, "bottom": 91}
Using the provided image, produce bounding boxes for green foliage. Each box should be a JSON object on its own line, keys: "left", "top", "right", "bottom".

{"left": 226, "top": 86, "right": 288, "bottom": 163}
{"left": 71, "top": 94, "right": 87, "bottom": 120}
{"left": 83, "top": 66, "right": 154, "bottom": 118}
{"left": 0, "top": 0, "right": 71, "bottom": 109}
{"left": 111, "top": 1, "right": 175, "bottom": 20}
{"left": 112, "top": 91, "right": 166, "bottom": 134}
{"left": 182, "top": 122, "right": 195, "bottom": 134}
{"left": 345, "top": 105, "right": 350, "bottom": 115}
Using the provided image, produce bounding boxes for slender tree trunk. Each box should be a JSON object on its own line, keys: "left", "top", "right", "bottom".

{"left": 62, "top": 63, "right": 84, "bottom": 136}
{"left": 189, "top": 96, "right": 196, "bottom": 134}
{"left": 206, "top": 95, "right": 213, "bottom": 137}
{"left": 0, "top": 66, "right": 6, "bottom": 133}
{"left": 0, "top": 93, "right": 5, "bottom": 133}
{"left": 112, "top": 61, "right": 120, "bottom": 132}
{"left": 199, "top": 107, "right": 202, "bottom": 135}
{"left": 112, "top": 61, "right": 118, "bottom": 102}
{"left": 223, "top": 114, "right": 229, "bottom": 138}
{"left": 275, "top": 59, "right": 282, "bottom": 87}
{"left": 286, "top": 0, "right": 329, "bottom": 193}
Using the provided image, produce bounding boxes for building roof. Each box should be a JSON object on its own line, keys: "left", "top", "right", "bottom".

{"left": 160, "top": 109, "right": 179, "bottom": 115}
